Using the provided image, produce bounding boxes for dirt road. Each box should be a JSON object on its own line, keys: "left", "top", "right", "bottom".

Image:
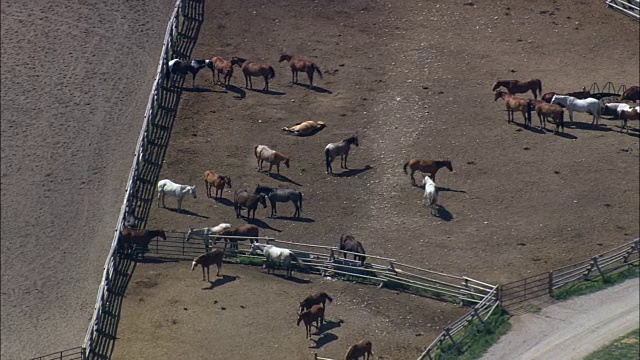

{"left": 482, "top": 278, "right": 640, "bottom": 360}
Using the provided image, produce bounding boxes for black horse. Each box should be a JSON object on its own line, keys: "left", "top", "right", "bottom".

{"left": 339, "top": 234, "right": 366, "bottom": 265}
{"left": 165, "top": 58, "right": 211, "bottom": 87}
{"left": 254, "top": 185, "right": 303, "bottom": 218}
{"left": 234, "top": 189, "right": 267, "bottom": 219}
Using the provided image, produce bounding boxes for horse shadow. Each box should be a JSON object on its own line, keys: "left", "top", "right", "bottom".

{"left": 181, "top": 86, "right": 225, "bottom": 93}
{"left": 203, "top": 275, "right": 237, "bottom": 290}
{"left": 135, "top": 257, "right": 179, "bottom": 264}
{"left": 272, "top": 273, "right": 311, "bottom": 284}
{"left": 266, "top": 172, "right": 303, "bottom": 186}
{"left": 272, "top": 215, "right": 315, "bottom": 223}
{"left": 225, "top": 84, "right": 246, "bottom": 99}
{"left": 248, "top": 88, "right": 286, "bottom": 96}
{"left": 311, "top": 332, "right": 338, "bottom": 349}
{"left": 333, "top": 165, "right": 373, "bottom": 178}
{"left": 553, "top": 131, "right": 578, "bottom": 140}
{"left": 244, "top": 217, "right": 281, "bottom": 232}
{"left": 294, "top": 83, "right": 333, "bottom": 94}
{"left": 164, "top": 207, "right": 209, "bottom": 219}
{"left": 437, "top": 186, "right": 467, "bottom": 194}
{"left": 434, "top": 205, "right": 453, "bottom": 221}
{"left": 210, "top": 197, "right": 234, "bottom": 207}
{"left": 568, "top": 122, "right": 613, "bottom": 132}
{"left": 513, "top": 122, "right": 545, "bottom": 134}
{"left": 319, "top": 319, "right": 342, "bottom": 333}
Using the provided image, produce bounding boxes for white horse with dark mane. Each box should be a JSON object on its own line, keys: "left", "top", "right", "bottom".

{"left": 186, "top": 223, "right": 232, "bottom": 251}
{"left": 550, "top": 95, "right": 602, "bottom": 125}
{"left": 250, "top": 241, "right": 305, "bottom": 277}
{"left": 423, "top": 175, "right": 438, "bottom": 215}
{"left": 157, "top": 179, "right": 197, "bottom": 211}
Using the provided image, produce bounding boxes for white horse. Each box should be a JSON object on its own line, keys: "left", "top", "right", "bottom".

{"left": 249, "top": 242, "right": 304, "bottom": 277}
{"left": 186, "top": 223, "right": 232, "bottom": 251}
{"left": 423, "top": 175, "right": 438, "bottom": 215}
{"left": 550, "top": 95, "right": 602, "bottom": 125}
{"left": 157, "top": 179, "right": 197, "bottom": 211}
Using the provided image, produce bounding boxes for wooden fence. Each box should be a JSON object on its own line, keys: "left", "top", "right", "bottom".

{"left": 606, "top": 0, "right": 640, "bottom": 20}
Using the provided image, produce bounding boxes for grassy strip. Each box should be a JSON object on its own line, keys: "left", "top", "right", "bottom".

{"left": 552, "top": 265, "right": 639, "bottom": 301}
{"left": 433, "top": 307, "right": 512, "bottom": 360}
{"left": 583, "top": 328, "right": 639, "bottom": 360}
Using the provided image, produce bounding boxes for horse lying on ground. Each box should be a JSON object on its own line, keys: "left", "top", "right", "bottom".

{"left": 119, "top": 228, "right": 166, "bottom": 254}
{"left": 157, "top": 179, "right": 197, "bottom": 211}
{"left": 282, "top": 120, "right": 326, "bottom": 136}
{"left": 325, "top": 134, "right": 359, "bottom": 174}
{"left": 423, "top": 175, "right": 438, "bottom": 215}
{"left": 492, "top": 78, "right": 543, "bottom": 99}
{"left": 297, "top": 304, "right": 325, "bottom": 339}
{"left": 494, "top": 90, "right": 532, "bottom": 127}
{"left": 255, "top": 145, "right": 291, "bottom": 174}
{"left": 339, "top": 234, "right": 366, "bottom": 265}
{"left": 232, "top": 57, "right": 275, "bottom": 91}
{"left": 254, "top": 185, "right": 303, "bottom": 218}
{"left": 191, "top": 249, "right": 224, "bottom": 281}
{"left": 186, "top": 223, "right": 232, "bottom": 251}
{"left": 403, "top": 158, "right": 453, "bottom": 185}
{"left": 278, "top": 53, "right": 323, "bottom": 87}
{"left": 250, "top": 241, "right": 305, "bottom": 277}
{"left": 234, "top": 190, "right": 267, "bottom": 219}
{"left": 550, "top": 94, "right": 601, "bottom": 125}
{"left": 214, "top": 224, "right": 259, "bottom": 251}
{"left": 345, "top": 339, "right": 373, "bottom": 360}
{"left": 203, "top": 170, "right": 232, "bottom": 200}
{"left": 299, "top": 292, "right": 333, "bottom": 314}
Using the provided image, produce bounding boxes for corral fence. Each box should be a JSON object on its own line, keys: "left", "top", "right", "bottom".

{"left": 29, "top": 347, "right": 85, "bottom": 360}
{"left": 142, "top": 231, "right": 500, "bottom": 360}
{"left": 500, "top": 238, "right": 639, "bottom": 308}
{"left": 606, "top": 0, "right": 640, "bottom": 20}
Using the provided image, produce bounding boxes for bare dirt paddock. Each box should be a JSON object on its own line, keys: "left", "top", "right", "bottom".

{"left": 113, "top": 0, "right": 638, "bottom": 359}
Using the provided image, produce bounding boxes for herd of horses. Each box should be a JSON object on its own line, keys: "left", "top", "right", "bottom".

{"left": 493, "top": 79, "right": 639, "bottom": 133}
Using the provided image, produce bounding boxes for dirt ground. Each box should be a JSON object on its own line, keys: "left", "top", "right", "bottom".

{"left": 111, "top": 0, "right": 640, "bottom": 359}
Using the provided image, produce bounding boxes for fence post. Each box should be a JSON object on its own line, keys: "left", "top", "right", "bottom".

{"left": 472, "top": 307, "right": 485, "bottom": 326}
{"left": 444, "top": 327, "right": 461, "bottom": 354}
{"left": 548, "top": 271, "right": 553, "bottom": 296}
{"left": 592, "top": 257, "right": 606, "bottom": 280}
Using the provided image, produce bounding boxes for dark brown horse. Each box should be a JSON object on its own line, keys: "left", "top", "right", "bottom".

{"left": 207, "top": 56, "right": 235, "bottom": 86}
{"left": 278, "top": 53, "right": 323, "bottom": 87}
{"left": 339, "top": 234, "right": 366, "bottom": 265}
{"left": 233, "top": 189, "right": 267, "bottom": 219}
{"left": 299, "top": 291, "right": 333, "bottom": 314}
{"left": 297, "top": 304, "right": 324, "bottom": 339}
{"left": 542, "top": 88, "right": 591, "bottom": 105}
{"left": 214, "top": 224, "right": 259, "bottom": 251}
{"left": 492, "top": 78, "right": 543, "bottom": 99}
{"left": 191, "top": 249, "right": 225, "bottom": 281}
{"left": 231, "top": 57, "right": 275, "bottom": 91}
{"left": 203, "top": 170, "right": 232, "bottom": 200}
{"left": 403, "top": 158, "right": 453, "bottom": 185}
{"left": 118, "top": 228, "right": 166, "bottom": 254}
{"left": 345, "top": 339, "right": 373, "bottom": 360}
{"left": 622, "top": 86, "right": 639, "bottom": 102}
{"left": 494, "top": 90, "right": 532, "bottom": 127}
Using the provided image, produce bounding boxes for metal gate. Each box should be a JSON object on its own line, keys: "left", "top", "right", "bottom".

{"left": 606, "top": 0, "right": 640, "bottom": 20}
{"left": 499, "top": 272, "right": 550, "bottom": 307}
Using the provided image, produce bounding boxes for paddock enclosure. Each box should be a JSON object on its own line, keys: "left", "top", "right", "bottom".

{"left": 11, "top": 0, "right": 635, "bottom": 359}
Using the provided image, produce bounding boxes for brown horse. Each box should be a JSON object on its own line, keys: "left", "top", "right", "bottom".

{"left": 622, "top": 86, "right": 639, "bottom": 102}
{"left": 530, "top": 99, "right": 565, "bottom": 133}
{"left": 282, "top": 120, "right": 326, "bottom": 136}
{"left": 492, "top": 78, "right": 543, "bottom": 99}
{"left": 214, "top": 224, "right": 260, "bottom": 251}
{"left": 619, "top": 107, "right": 639, "bottom": 132}
{"left": 542, "top": 88, "right": 591, "bottom": 105}
{"left": 403, "top": 158, "right": 453, "bottom": 185}
{"left": 278, "top": 53, "right": 323, "bottom": 87}
{"left": 191, "top": 249, "right": 224, "bottom": 281}
{"left": 339, "top": 234, "right": 366, "bottom": 265}
{"left": 118, "top": 228, "right": 166, "bottom": 254}
{"left": 254, "top": 145, "right": 290, "bottom": 174}
{"left": 494, "top": 90, "right": 532, "bottom": 127}
{"left": 299, "top": 291, "right": 333, "bottom": 314}
{"left": 208, "top": 56, "right": 235, "bottom": 86}
{"left": 231, "top": 57, "right": 275, "bottom": 91}
{"left": 203, "top": 170, "right": 232, "bottom": 200}
{"left": 233, "top": 189, "right": 267, "bottom": 219}
{"left": 345, "top": 339, "right": 373, "bottom": 360}
{"left": 297, "top": 304, "right": 324, "bottom": 339}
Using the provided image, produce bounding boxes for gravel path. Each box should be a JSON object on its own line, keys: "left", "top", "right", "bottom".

{"left": 482, "top": 278, "right": 639, "bottom": 360}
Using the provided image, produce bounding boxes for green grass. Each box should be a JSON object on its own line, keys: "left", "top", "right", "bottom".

{"left": 552, "top": 265, "right": 639, "bottom": 301}
{"left": 433, "top": 307, "right": 512, "bottom": 360}
{"left": 584, "top": 328, "right": 640, "bottom": 360}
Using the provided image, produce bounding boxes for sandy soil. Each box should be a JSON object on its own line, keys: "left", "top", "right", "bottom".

{"left": 481, "top": 278, "right": 639, "bottom": 360}
{"left": 0, "top": 0, "right": 173, "bottom": 358}
{"left": 113, "top": 0, "right": 639, "bottom": 359}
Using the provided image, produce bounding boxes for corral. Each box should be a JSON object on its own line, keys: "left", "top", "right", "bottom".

{"left": 111, "top": 0, "right": 639, "bottom": 359}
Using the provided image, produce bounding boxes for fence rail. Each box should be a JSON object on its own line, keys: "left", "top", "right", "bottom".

{"left": 606, "top": 0, "right": 640, "bottom": 20}
{"left": 30, "top": 347, "right": 85, "bottom": 360}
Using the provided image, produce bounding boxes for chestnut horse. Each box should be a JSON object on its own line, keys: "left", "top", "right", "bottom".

{"left": 622, "top": 86, "right": 639, "bottom": 102}
{"left": 345, "top": 339, "right": 373, "bottom": 360}
{"left": 530, "top": 99, "right": 565, "bottom": 133}
{"left": 278, "top": 53, "right": 323, "bottom": 87}
{"left": 299, "top": 291, "right": 333, "bottom": 314}
{"left": 207, "top": 56, "right": 235, "bottom": 86}
{"left": 191, "top": 249, "right": 224, "bottom": 281}
{"left": 203, "top": 170, "right": 232, "bottom": 200}
{"left": 403, "top": 158, "right": 453, "bottom": 185}
{"left": 494, "top": 90, "right": 532, "bottom": 127}
{"left": 492, "top": 78, "right": 543, "bottom": 99}
{"left": 297, "top": 304, "right": 325, "bottom": 339}
{"left": 231, "top": 57, "right": 275, "bottom": 91}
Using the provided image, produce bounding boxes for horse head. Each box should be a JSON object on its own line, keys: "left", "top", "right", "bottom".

{"left": 190, "top": 185, "right": 197, "bottom": 198}
{"left": 224, "top": 176, "right": 232, "bottom": 188}
{"left": 191, "top": 259, "right": 198, "bottom": 271}
{"left": 186, "top": 228, "right": 194, "bottom": 241}
{"left": 159, "top": 230, "right": 167, "bottom": 240}
{"left": 258, "top": 194, "right": 268, "bottom": 208}
{"left": 348, "top": 134, "right": 359, "bottom": 147}
{"left": 296, "top": 312, "right": 305, "bottom": 326}
{"left": 278, "top": 53, "right": 291, "bottom": 63}
{"left": 231, "top": 57, "right": 247, "bottom": 67}
{"left": 445, "top": 160, "right": 453, "bottom": 172}
{"left": 491, "top": 82, "right": 501, "bottom": 91}
{"left": 494, "top": 90, "right": 504, "bottom": 101}
{"left": 284, "top": 157, "right": 291, "bottom": 168}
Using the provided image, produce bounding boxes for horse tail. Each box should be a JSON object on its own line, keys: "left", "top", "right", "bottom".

{"left": 537, "top": 79, "right": 542, "bottom": 95}
{"left": 268, "top": 66, "right": 276, "bottom": 79}
{"left": 254, "top": 145, "right": 260, "bottom": 159}
{"left": 165, "top": 63, "right": 172, "bottom": 80}
{"left": 403, "top": 161, "right": 410, "bottom": 174}
{"left": 325, "top": 147, "right": 331, "bottom": 167}
{"left": 290, "top": 252, "right": 305, "bottom": 267}
{"left": 314, "top": 64, "right": 323, "bottom": 79}
{"left": 325, "top": 293, "right": 333, "bottom": 303}
{"left": 299, "top": 192, "right": 303, "bottom": 212}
